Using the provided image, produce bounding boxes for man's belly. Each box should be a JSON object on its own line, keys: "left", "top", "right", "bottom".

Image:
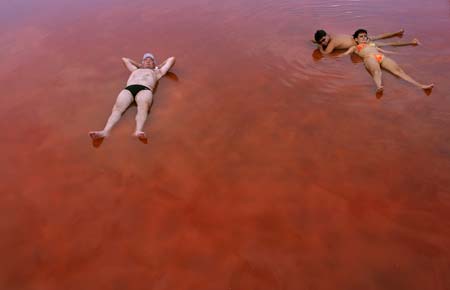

{"left": 126, "top": 75, "right": 156, "bottom": 89}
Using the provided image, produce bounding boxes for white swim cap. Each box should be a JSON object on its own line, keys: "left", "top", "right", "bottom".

{"left": 142, "top": 53, "right": 155, "bottom": 61}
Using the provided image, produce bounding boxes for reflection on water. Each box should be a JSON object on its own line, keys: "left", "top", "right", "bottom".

{"left": 1, "top": 0, "right": 450, "bottom": 289}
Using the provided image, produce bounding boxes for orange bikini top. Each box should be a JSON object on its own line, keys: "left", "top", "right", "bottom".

{"left": 356, "top": 42, "right": 375, "bottom": 53}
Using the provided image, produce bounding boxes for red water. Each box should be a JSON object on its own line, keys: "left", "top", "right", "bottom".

{"left": 1, "top": 0, "right": 449, "bottom": 289}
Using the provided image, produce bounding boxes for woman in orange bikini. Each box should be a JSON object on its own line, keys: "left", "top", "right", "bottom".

{"left": 338, "top": 29, "right": 434, "bottom": 94}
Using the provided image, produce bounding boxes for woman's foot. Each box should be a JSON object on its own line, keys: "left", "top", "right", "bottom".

{"left": 422, "top": 84, "right": 434, "bottom": 95}
{"left": 375, "top": 86, "right": 384, "bottom": 98}
{"left": 421, "top": 84, "right": 434, "bottom": 90}
{"left": 89, "top": 131, "right": 108, "bottom": 140}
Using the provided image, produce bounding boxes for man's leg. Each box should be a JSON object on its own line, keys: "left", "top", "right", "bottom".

{"left": 371, "top": 29, "right": 404, "bottom": 41}
{"left": 364, "top": 57, "right": 384, "bottom": 93}
{"left": 89, "top": 90, "right": 133, "bottom": 140}
{"left": 381, "top": 57, "right": 434, "bottom": 90}
{"left": 133, "top": 90, "right": 153, "bottom": 141}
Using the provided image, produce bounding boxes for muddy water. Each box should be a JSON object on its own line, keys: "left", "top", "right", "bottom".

{"left": 0, "top": 0, "right": 449, "bottom": 289}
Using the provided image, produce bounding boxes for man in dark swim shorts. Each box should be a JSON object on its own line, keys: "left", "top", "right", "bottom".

{"left": 89, "top": 53, "right": 176, "bottom": 142}
{"left": 124, "top": 84, "right": 151, "bottom": 99}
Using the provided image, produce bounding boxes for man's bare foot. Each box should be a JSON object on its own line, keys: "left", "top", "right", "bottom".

{"left": 397, "top": 28, "right": 405, "bottom": 37}
{"left": 134, "top": 131, "right": 148, "bottom": 144}
{"left": 89, "top": 131, "right": 107, "bottom": 140}
{"left": 412, "top": 38, "right": 420, "bottom": 45}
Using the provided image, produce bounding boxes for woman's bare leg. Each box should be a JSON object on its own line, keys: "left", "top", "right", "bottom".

{"left": 89, "top": 90, "right": 133, "bottom": 140}
{"left": 134, "top": 90, "right": 153, "bottom": 141}
{"left": 371, "top": 29, "right": 404, "bottom": 40}
{"left": 381, "top": 57, "right": 434, "bottom": 90}
{"left": 364, "top": 57, "right": 384, "bottom": 93}
{"left": 376, "top": 38, "right": 420, "bottom": 47}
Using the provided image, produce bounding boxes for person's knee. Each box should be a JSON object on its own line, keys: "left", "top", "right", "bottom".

{"left": 136, "top": 96, "right": 152, "bottom": 107}
{"left": 136, "top": 101, "right": 150, "bottom": 112}
{"left": 112, "top": 103, "right": 126, "bottom": 113}
{"left": 369, "top": 68, "right": 381, "bottom": 76}
{"left": 395, "top": 67, "right": 404, "bottom": 75}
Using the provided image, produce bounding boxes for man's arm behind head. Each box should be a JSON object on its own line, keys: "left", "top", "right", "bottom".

{"left": 319, "top": 41, "right": 335, "bottom": 54}
{"left": 157, "top": 57, "right": 176, "bottom": 78}
{"left": 122, "top": 57, "right": 140, "bottom": 72}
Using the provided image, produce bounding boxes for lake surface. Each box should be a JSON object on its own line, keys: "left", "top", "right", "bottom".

{"left": 1, "top": 0, "right": 449, "bottom": 289}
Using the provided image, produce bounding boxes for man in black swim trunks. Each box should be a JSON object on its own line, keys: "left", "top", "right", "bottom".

{"left": 89, "top": 53, "right": 176, "bottom": 142}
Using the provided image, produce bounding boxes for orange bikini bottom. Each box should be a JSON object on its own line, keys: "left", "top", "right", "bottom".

{"left": 374, "top": 54, "right": 384, "bottom": 64}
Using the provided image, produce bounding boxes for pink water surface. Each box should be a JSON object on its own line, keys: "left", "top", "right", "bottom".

{"left": 0, "top": 0, "right": 449, "bottom": 289}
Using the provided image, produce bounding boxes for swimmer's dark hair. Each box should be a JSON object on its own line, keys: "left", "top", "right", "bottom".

{"left": 314, "top": 30, "right": 327, "bottom": 42}
{"left": 353, "top": 29, "right": 368, "bottom": 39}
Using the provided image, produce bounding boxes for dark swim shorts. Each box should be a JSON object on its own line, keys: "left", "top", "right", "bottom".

{"left": 124, "top": 84, "right": 152, "bottom": 99}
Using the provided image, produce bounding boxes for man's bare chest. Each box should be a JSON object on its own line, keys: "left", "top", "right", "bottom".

{"left": 131, "top": 69, "right": 157, "bottom": 80}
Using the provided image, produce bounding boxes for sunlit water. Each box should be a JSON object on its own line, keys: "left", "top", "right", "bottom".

{"left": 1, "top": 0, "right": 449, "bottom": 289}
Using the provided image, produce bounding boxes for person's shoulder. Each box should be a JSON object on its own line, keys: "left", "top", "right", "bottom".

{"left": 333, "top": 33, "right": 348, "bottom": 39}
{"left": 153, "top": 67, "right": 163, "bottom": 77}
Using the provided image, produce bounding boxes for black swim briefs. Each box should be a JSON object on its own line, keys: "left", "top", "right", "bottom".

{"left": 124, "top": 84, "right": 152, "bottom": 98}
